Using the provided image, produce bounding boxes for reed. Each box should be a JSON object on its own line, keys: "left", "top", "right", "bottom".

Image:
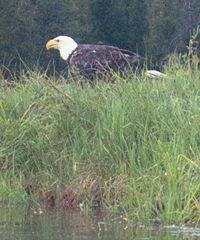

{"left": 1, "top": 54, "right": 200, "bottom": 225}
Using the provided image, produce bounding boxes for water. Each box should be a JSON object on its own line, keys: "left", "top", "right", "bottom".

{"left": 0, "top": 204, "right": 200, "bottom": 240}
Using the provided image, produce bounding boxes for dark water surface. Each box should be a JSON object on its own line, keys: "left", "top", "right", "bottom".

{"left": 0, "top": 204, "right": 200, "bottom": 240}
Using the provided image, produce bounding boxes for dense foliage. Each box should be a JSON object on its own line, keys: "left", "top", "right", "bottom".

{"left": 1, "top": 55, "right": 200, "bottom": 224}
{"left": 1, "top": 0, "right": 200, "bottom": 72}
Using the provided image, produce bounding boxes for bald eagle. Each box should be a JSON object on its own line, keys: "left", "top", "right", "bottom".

{"left": 46, "top": 36, "right": 145, "bottom": 80}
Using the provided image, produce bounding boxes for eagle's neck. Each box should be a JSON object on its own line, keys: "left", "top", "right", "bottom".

{"left": 60, "top": 42, "right": 78, "bottom": 61}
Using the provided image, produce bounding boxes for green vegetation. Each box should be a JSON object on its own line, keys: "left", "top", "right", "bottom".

{"left": 1, "top": 0, "right": 200, "bottom": 71}
{"left": 1, "top": 54, "right": 200, "bottom": 226}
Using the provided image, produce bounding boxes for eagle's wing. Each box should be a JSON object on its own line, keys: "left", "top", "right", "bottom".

{"left": 68, "top": 44, "right": 144, "bottom": 78}
{"left": 120, "top": 49, "right": 145, "bottom": 66}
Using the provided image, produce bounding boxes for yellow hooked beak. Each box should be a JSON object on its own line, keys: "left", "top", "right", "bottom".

{"left": 46, "top": 39, "right": 59, "bottom": 50}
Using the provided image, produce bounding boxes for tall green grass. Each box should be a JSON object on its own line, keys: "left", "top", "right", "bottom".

{"left": 1, "top": 55, "right": 200, "bottom": 225}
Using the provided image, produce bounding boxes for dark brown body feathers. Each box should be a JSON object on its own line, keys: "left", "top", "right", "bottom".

{"left": 68, "top": 44, "right": 145, "bottom": 79}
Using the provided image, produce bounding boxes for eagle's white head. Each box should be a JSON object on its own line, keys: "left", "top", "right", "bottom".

{"left": 46, "top": 36, "right": 78, "bottom": 61}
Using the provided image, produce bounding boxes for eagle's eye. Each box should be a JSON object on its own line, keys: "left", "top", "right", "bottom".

{"left": 56, "top": 40, "right": 60, "bottom": 42}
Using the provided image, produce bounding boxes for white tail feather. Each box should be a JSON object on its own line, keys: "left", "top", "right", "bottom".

{"left": 146, "top": 70, "right": 167, "bottom": 78}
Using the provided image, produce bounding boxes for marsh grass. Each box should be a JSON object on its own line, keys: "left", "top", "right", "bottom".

{"left": 1, "top": 55, "right": 200, "bottom": 225}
